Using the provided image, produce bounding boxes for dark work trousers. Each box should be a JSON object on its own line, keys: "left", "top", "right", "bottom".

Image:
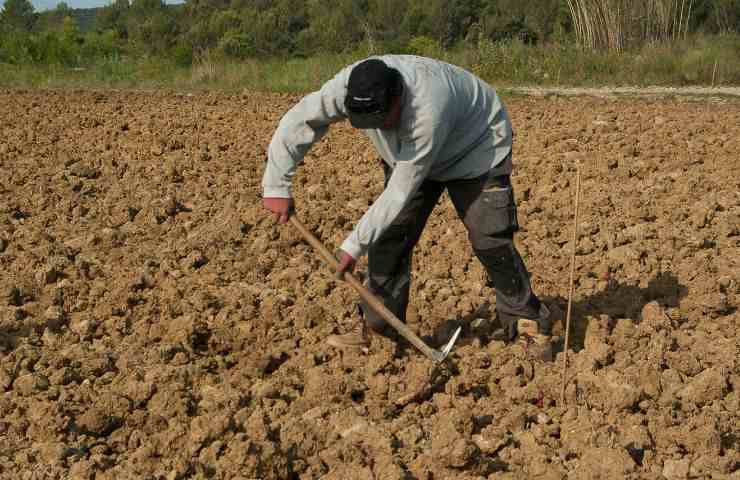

{"left": 361, "top": 155, "right": 550, "bottom": 341}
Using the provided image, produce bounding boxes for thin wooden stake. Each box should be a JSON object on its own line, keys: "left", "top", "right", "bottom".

{"left": 561, "top": 163, "right": 582, "bottom": 405}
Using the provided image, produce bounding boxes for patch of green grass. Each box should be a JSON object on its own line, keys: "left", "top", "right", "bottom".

{"left": 1, "top": 34, "right": 739, "bottom": 92}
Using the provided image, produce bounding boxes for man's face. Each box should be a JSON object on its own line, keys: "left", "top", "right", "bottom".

{"left": 380, "top": 96, "right": 403, "bottom": 130}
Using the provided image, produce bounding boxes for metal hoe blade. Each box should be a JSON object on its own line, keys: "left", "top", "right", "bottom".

{"left": 432, "top": 326, "right": 462, "bottom": 364}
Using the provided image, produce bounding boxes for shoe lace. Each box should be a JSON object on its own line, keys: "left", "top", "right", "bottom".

{"left": 520, "top": 333, "right": 536, "bottom": 350}
{"left": 350, "top": 320, "right": 366, "bottom": 337}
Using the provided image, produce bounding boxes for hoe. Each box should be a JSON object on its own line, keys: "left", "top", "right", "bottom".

{"left": 291, "top": 217, "right": 461, "bottom": 364}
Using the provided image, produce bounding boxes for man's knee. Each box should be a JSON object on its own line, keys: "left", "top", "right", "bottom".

{"left": 468, "top": 228, "right": 513, "bottom": 254}
{"left": 462, "top": 174, "right": 519, "bottom": 243}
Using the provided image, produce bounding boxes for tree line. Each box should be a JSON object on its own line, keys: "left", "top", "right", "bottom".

{"left": 1, "top": 0, "right": 739, "bottom": 66}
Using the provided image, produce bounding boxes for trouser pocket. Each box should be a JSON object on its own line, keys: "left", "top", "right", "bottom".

{"left": 464, "top": 175, "right": 519, "bottom": 236}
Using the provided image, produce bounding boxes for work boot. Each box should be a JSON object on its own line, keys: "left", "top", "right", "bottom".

{"left": 326, "top": 320, "right": 370, "bottom": 349}
{"left": 516, "top": 318, "right": 553, "bottom": 362}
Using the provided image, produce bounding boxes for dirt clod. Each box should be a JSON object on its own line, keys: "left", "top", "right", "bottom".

{"left": 76, "top": 407, "right": 120, "bottom": 437}
{"left": 13, "top": 373, "right": 49, "bottom": 397}
{"left": 663, "top": 458, "right": 691, "bottom": 480}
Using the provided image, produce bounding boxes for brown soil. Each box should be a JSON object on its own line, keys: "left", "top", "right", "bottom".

{"left": 0, "top": 89, "right": 738, "bottom": 480}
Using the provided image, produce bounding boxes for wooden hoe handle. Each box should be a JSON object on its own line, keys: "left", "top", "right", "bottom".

{"left": 289, "top": 216, "right": 445, "bottom": 362}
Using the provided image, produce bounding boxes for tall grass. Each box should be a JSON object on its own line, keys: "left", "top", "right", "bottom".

{"left": 566, "top": 0, "right": 693, "bottom": 51}
{"left": 1, "top": 33, "right": 739, "bottom": 92}
{"left": 473, "top": 33, "right": 740, "bottom": 86}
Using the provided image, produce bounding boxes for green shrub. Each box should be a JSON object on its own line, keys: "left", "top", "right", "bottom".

{"left": 0, "top": 31, "right": 34, "bottom": 63}
{"left": 218, "top": 29, "right": 253, "bottom": 59}
{"left": 81, "top": 30, "right": 119, "bottom": 60}
{"left": 475, "top": 37, "right": 534, "bottom": 83}
{"left": 172, "top": 43, "right": 193, "bottom": 67}
{"left": 407, "top": 35, "right": 442, "bottom": 57}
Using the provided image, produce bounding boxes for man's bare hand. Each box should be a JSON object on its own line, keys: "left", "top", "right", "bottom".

{"left": 263, "top": 197, "right": 294, "bottom": 224}
{"left": 336, "top": 250, "right": 356, "bottom": 280}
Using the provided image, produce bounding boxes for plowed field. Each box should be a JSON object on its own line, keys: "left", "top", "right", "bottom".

{"left": 0, "top": 89, "right": 738, "bottom": 479}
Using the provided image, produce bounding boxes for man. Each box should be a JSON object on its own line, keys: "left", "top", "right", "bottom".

{"left": 262, "top": 55, "right": 552, "bottom": 361}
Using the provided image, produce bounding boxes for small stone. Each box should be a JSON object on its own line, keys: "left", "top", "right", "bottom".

{"left": 0, "top": 368, "right": 13, "bottom": 391}
{"left": 690, "top": 209, "right": 709, "bottom": 228}
{"left": 640, "top": 301, "right": 665, "bottom": 324}
{"left": 48, "top": 255, "right": 71, "bottom": 271}
{"left": 0, "top": 238, "right": 7, "bottom": 253}
{"left": 198, "top": 146, "right": 211, "bottom": 161}
{"left": 7, "top": 286, "right": 25, "bottom": 306}
{"left": 472, "top": 434, "right": 492, "bottom": 451}
{"left": 36, "top": 266, "right": 58, "bottom": 285}
{"left": 252, "top": 380, "right": 279, "bottom": 399}
{"left": 166, "top": 158, "right": 184, "bottom": 183}
{"left": 44, "top": 305, "right": 65, "bottom": 323}
{"left": 347, "top": 198, "right": 366, "bottom": 211}
{"left": 396, "top": 424, "right": 424, "bottom": 447}
{"left": 151, "top": 144, "right": 165, "bottom": 156}
{"left": 186, "top": 250, "right": 208, "bottom": 269}
{"left": 14, "top": 373, "right": 50, "bottom": 396}
{"left": 169, "top": 269, "right": 183, "bottom": 279}
{"left": 164, "top": 195, "right": 179, "bottom": 216}
{"left": 579, "top": 447, "right": 636, "bottom": 476}
{"left": 49, "top": 367, "right": 76, "bottom": 386}
{"left": 37, "top": 441, "right": 67, "bottom": 464}
{"left": 41, "top": 328, "right": 62, "bottom": 346}
{"left": 437, "top": 288, "right": 452, "bottom": 299}
{"left": 70, "top": 164, "right": 100, "bottom": 179}
{"left": 471, "top": 433, "right": 508, "bottom": 453}
{"left": 662, "top": 458, "right": 690, "bottom": 480}
{"left": 536, "top": 413, "right": 551, "bottom": 425}
{"left": 131, "top": 272, "right": 155, "bottom": 291}
{"left": 245, "top": 409, "right": 271, "bottom": 441}
{"left": 77, "top": 407, "right": 120, "bottom": 437}
{"left": 471, "top": 318, "right": 488, "bottom": 329}
{"left": 69, "top": 315, "right": 92, "bottom": 338}
{"left": 63, "top": 235, "right": 88, "bottom": 255}
{"left": 447, "top": 438, "right": 477, "bottom": 468}
{"left": 678, "top": 368, "right": 727, "bottom": 406}
{"left": 302, "top": 407, "right": 326, "bottom": 421}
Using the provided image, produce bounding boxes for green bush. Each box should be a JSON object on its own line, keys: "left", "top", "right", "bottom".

{"left": 81, "top": 30, "right": 119, "bottom": 59}
{"left": 218, "top": 29, "right": 253, "bottom": 59}
{"left": 0, "top": 31, "right": 34, "bottom": 63}
{"left": 172, "top": 43, "right": 193, "bottom": 67}
{"left": 475, "top": 37, "right": 535, "bottom": 83}
{"left": 407, "top": 35, "right": 442, "bottom": 57}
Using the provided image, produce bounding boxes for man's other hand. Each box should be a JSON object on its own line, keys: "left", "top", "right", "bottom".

{"left": 263, "top": 197, "right": 294, "bottom": 224}
{"left": 336, "top": 250, "right": 356, "bottom": 280}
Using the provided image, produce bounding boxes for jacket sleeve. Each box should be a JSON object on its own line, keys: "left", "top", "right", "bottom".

{"left": 340, "top": 112, "right": 451, "bottom": 259}
{"left": 262, "top": 68, "right": 350, "bottom": 198}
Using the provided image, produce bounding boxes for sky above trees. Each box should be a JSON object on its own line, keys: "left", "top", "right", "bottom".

{"left": 0, "top": 0, "right": 181, "bottom": 12}
{"left": 2, "top": 0, "right": 115, "bottom": 11}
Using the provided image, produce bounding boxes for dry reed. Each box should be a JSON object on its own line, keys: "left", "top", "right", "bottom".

{"left": 566, "top": 0, "right": 693, "bottom": 51}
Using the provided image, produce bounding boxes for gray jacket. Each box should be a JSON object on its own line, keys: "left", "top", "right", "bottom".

{"left": 262, "top": 55, "right": 513, "bottom": 259}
